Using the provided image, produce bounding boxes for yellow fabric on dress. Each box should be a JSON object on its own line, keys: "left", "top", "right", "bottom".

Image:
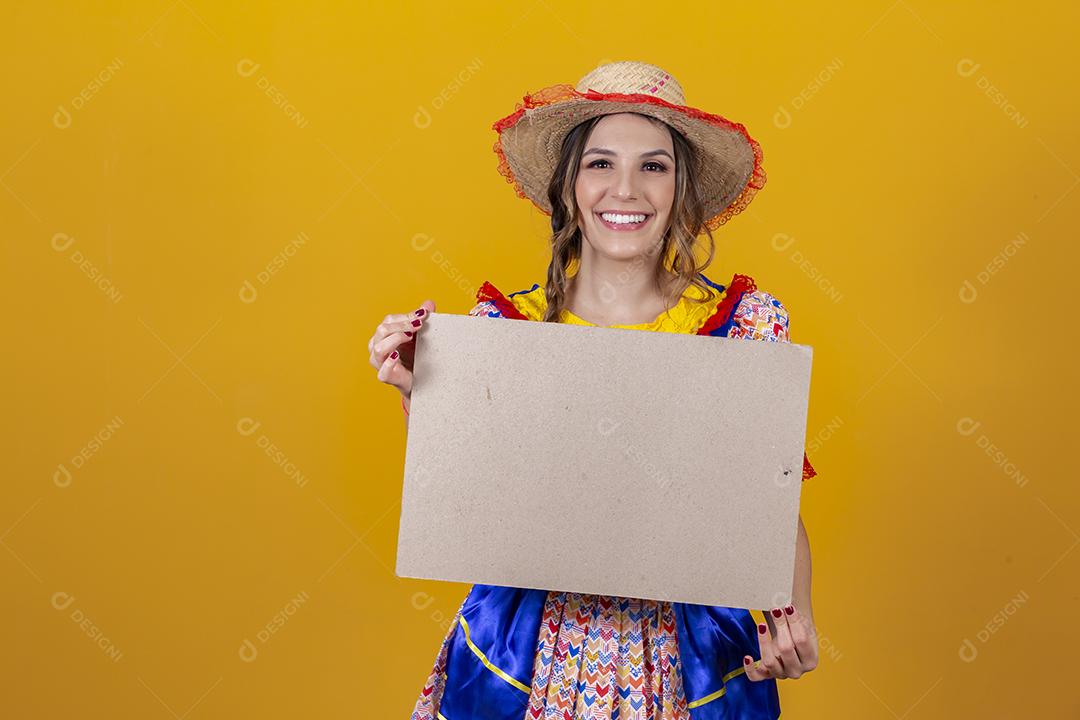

{"left": 504, "top": 282, "right": 728, "bottom": 334}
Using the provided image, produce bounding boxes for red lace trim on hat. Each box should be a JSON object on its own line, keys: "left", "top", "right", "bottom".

{"left": 491, "top": 84, "right": 767, "bottom": 231}
{"left": 803, "top": 454, "right": 817, "bottom": 481}
{"left": 476, "top": 281, "right": 530, "bottom": 320}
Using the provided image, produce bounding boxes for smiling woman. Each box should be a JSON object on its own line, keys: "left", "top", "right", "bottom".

{"left": 580, "top": 142, "right": 675, "bottom": 237}
{"left": 368, "top": 60, "right": 818, "bottom": 720}
{"left": 548, "top": 110, "right": 707, "bottom": 327}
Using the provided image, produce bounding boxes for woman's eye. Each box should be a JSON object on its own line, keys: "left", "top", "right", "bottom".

{"left": 586, "top": 159, "right": 668, "bottom": 172}
{"left": 591, "top": 158, "right": 665, "bottom": 171}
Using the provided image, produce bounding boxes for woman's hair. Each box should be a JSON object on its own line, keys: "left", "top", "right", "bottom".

{"left": 541, "top": 112, "right": 718, "bottom": 323}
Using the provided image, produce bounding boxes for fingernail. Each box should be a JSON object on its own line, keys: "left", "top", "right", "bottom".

{"left": 771, "top": 608, "right": 783, "bottom": 619}
{"left": 744, "top": 656, "right": 751, "bottom": 665}
{"left": 784, "top": 605, "right": 794, "bottom": 615}
{"left": 390, "top": 351, "right": 399, "bottom": 360}
{"left": 404, "top": 331, "right": 413, "bottom": 337}
{"left": 758, "top": 623, "right": 767, "bottom": 635}
{"left": 416, "top": 308, "right": 426, "bottom": 316}
{"left": 411, "top": 319, "right": 421, "bottom": 327}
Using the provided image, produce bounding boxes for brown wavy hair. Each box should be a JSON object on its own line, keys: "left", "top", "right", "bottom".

{"left": 541, "top": 112, "right": 718, "bottom": 323}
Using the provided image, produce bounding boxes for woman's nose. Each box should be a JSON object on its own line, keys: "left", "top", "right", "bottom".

{"left": 612, "top": 168, "right": 639, "bottom": 200}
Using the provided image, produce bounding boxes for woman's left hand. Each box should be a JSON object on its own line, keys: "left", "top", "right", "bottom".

{"left": 743, "top": 604, "right": 819, "bottom": 680}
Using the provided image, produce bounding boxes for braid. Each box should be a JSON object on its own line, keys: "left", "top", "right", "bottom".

{"left": 542, "top": 227, "right": 580, "bottom": 322}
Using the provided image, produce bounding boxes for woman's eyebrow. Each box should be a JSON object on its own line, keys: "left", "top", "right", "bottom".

{"left": 583, "top": 147, "right": 674, "bottom": 160}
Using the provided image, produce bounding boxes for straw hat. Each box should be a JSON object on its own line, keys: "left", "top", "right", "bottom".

{"left": 491, "top": 60, "right": 766, "bottom": 232}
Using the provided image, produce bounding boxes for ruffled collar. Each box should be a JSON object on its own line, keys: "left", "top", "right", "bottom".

{"left": 477, "top": 273, "right": 751, "bottom": 335}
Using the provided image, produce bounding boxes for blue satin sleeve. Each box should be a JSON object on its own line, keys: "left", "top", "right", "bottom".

{"left": 673, "top": 603, "right": 781, "bottom": 718}
{"left": 439, "top": 584, "right": 547, "bottom": 720}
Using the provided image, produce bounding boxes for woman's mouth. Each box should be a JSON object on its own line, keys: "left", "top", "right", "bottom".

{"left": 595, "top": 211, "right": 652, "bottom": 231}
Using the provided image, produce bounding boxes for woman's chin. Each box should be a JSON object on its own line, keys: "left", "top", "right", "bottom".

{"left": 584, "top": 233, "right": 664, "bottom": 262}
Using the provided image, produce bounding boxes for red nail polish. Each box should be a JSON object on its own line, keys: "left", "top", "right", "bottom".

{"left": 784, "top": 605, "right": 794, "bottom": 615}
{"left": 416, "top": 308, "right": 426, "bottom": 316}
{"left": 390, "top": 351, "right": 399, "bottom": 360}
{"left": 771, "top": 608, "right": 783, "bottom": 619}
{"left": 758, "top": 623, "right": 767, "bottom": 635}
{"left": 744, "top": 656, "right": 751, "bottom": 665}
{"left": 404, "top": 331, "right": 413, "bottom": 337}
{"left": 411, "top": 319, "right": 421, "bottom": 327}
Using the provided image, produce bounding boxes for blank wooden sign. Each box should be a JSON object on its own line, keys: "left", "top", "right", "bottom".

{"left": 395, "top": 311, "right": 813, "bottom": 609}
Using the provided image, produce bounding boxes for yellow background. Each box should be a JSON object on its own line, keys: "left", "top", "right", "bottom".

{"left": 2, "top": 1, "right": 1077, "bottom": 717}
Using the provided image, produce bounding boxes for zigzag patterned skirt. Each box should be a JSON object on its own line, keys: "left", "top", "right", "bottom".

{"left": 409, "top": 584, "right": 780, "bottom": 720}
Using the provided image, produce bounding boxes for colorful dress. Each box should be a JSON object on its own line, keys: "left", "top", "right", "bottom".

{"left": 410, "top": 271, "right": 816, "bottom": 720}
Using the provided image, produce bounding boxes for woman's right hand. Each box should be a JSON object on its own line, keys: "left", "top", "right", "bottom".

{"left": 369, "top": 300, "right": 436, "bottom": 405}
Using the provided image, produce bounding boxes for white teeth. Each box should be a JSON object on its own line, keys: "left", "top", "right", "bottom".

{"left": 600, "top": 212, "right": 647, "bottom": 224}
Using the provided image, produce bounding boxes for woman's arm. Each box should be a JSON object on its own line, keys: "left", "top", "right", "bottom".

{"left": 791, "top": 513, "right": 813, "bottom": 622}
{"left": 767, "top": 512, "right": 813, "bottom": 632}
{"left": 748, "top": 513, "right": 819, "bottom": 681}
{"left": 750, "top": 292, "right": 814, "bottom": 627}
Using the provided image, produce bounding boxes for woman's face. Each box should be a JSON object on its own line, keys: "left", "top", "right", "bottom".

{"left": 574, "top": 112, "right": 676, "bottom": 262}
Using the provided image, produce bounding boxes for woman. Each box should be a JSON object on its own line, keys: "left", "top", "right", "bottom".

{"left": 369, "top": 61, "right": 819, "bottom": 719}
